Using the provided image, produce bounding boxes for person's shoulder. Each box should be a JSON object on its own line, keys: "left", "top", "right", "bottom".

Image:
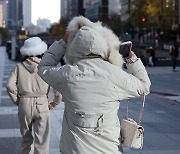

{"left": 16, "top": 62, "right": 24, "bottom": 68}
{"left": 11, "top": 62, "right": 21, "bottom": 69}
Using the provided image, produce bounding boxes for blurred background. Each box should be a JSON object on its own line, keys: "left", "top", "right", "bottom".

{"left": 0, "top": 0, "right": 179, "bottom": 65}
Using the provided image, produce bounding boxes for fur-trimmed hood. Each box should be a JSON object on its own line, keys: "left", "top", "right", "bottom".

{"left": 65, "top": 16, "right": 124, "bottom": 67}
{"left": 20, "top": 37, "right": 47, "bottom": 56}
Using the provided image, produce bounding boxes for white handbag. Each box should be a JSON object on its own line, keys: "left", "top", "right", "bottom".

{"left": 120, "top": 95, "right": 145, "bottom": 149}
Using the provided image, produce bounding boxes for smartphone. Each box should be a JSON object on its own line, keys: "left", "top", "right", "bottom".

{"left": 119, "top": 41, "right": 132, "bottom": 58}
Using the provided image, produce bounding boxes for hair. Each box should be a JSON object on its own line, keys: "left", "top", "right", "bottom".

{"left": 21, "top": 54, "right": 44, "bottom": 62}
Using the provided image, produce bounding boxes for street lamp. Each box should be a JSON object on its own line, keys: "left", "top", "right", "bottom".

{"left": 9, "top": 19, "right": 17, "bottom": 60}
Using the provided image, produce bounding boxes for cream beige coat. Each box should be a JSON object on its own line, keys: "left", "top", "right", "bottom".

{"left": 6, "top": 57, "right": 61, "bottom": 105}
{"left": 6, "top": 57, "right": 61, "bottom": 154}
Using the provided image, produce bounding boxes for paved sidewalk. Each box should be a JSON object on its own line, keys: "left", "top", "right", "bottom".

{"left": 146, "top": 66, "right": 180, "bottom": 102}
{"left": 0, "top": 46, "right": 180, "bottom": 154}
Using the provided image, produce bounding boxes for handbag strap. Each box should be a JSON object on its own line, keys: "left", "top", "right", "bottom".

{"left": 138, "top": 95, "right": 145, "bottom": 125}
{"left": 125, "top": 95, "right": 146, "bottom": 125}
{"left": 125, "top": 99, "right": 130, "bottom": 119}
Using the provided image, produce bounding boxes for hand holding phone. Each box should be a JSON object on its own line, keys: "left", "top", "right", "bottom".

{"left": 119, "top": 41, "right": 132, "bottom": 58}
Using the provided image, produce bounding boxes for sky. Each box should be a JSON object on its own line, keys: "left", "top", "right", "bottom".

{"left": 32, "top": 0, "right": 60, "bottom": 25}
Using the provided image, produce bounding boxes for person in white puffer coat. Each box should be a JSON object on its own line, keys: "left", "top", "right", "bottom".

{"left": 38, "top": 16, "right": 151, "bottom": 154}
{"left": 6, "top": 37, "right": 62, "bottom": 154}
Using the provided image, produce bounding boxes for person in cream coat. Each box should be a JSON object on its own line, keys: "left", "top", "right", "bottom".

{"left": 38, "top": 16, "right": 151, "bottom": 154}
{"left": 6, "top": 37, "right": 62, "bottom": 154}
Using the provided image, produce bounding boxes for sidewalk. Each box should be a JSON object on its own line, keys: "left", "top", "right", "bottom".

{"left": 0, "top": 46, "right": 180, "bottom": 154}
{"left": 146, "top": 66, "right": 180, "bottom": 102}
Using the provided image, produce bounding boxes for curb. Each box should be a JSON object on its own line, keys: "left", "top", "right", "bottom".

{"left": 150, "top": 91, "right": 180, "bottom": 96}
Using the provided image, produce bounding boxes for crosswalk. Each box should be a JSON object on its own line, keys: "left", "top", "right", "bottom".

{"left": 0, "top": 47, "right": 20, "bottom": 153}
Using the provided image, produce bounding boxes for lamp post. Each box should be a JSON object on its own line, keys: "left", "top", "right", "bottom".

{"left": 11, "top": 29, "right": 16, "bottom": 60}
{"left": 10, "top": 19, "right": 17, "bottom": 60}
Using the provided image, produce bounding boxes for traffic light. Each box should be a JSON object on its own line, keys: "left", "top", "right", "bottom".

{"left": 141, "top": 17, "right": 146, "bottom": 22}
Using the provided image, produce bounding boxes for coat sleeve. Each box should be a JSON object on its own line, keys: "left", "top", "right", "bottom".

{"left": 6, "top": 66, "right": 18, "bottom": 105}
{"left": 114, "top": 55, "right": 151, "bottom": 100}
{"left": 38, "top": 39, "right": 66, "bottom": 90}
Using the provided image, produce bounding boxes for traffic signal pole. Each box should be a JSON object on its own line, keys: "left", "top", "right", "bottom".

{"left": 11, "top": 30, "right": 16, "bottom": 60}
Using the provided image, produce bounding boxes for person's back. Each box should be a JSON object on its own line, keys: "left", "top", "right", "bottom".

{"left": 16, "top": 56, "right": 49, "bottom": 96}
{"left": 173, "top": 43, "right": 179, "bottom": 57}
{"left": 6, "top": 37, "right": 59, "bottom": 154}
{"left": 170, "top": 42, "right": 179, "bottom": 71}
{"left": 38, "top": 17, "right": 151, "bottom": 154}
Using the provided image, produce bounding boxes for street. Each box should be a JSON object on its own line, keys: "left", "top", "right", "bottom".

{"left": 0, "top": 46, "right": 180, "bottom": 154}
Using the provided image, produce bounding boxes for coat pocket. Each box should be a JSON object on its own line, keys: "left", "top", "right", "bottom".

{"left": 71, "top": 112, "right": 104, "bottom": 129}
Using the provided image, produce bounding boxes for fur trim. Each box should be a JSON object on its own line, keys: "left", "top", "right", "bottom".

{"left": 20, "top": 37, "right": 47, "bottom": 56}
{"left": 66, "top": 16, "right": 124, "bottom": 67}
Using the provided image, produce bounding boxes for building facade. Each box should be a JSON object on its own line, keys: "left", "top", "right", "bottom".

{"left": 61, "top": 0, "right": 68, "bottom": 18}
{"left": 84, "top": 0, "right": 121, "bottom": 21}
{"left": 120, "top": 0, "right": 132, "bottom": 22}
{"left": 7, "top": 0, "right": 18, "bottom": 29}
{"left": 84, "top": 0, "right": 100, "bottom": 21}
{"left": 0, "top": 0, "right": 8, "bottom": 28}
{"left": 6, "top": 0, "right": 23, "bottom": 30}
{"left": 0, "top": 1, "right": 3, "bottom": 27}
{"left": 174, "top": 0, "right": 180, "bottom": 25}
{"left": 37, "top": 18, "right": 51, "bottom": 33}
{"left": 61, "top": 0, "right": 84, "bottom": 19}
{"left": 3, "top": 0, "right": 31, "bottom": 30}
{"left": 61, "top": 0, "right": 121, "bottom": 21}
{"left": 109, "top": 0, "right": 121, "bottom": 17}
{"left": 22, "top": 0, "right": 31, "bottom": 28}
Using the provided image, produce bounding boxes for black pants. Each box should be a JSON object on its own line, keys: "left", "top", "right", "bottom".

{"left": 172, "top": 57, "right": 177, "bottom": 70}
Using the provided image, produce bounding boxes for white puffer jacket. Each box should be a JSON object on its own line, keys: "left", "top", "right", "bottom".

{"left": 38, "top": 16, "right": 151, "bottom": 154}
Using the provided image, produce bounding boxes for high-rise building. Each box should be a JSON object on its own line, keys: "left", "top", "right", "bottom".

{"left": 5, "top": 0, "right": 31, "bottom": 30}
{"left": 6, "top": 0, "right": 23, "bottom": 30}
{"left": 61, "top": 0, "right": 120, "bottom": 21}
{"left": 18, "top": 0, "right": 23, "bottom": 29}
{"left": 0, "top": 0, "right": 22, "bottom": 29}
{"left": 7, "top": 0, "right": 18, "bottom": 29}
{"left": 61, "top": 0, "right": 84, "bottom": 19}
{"left": 61, "top": 0, "right": 68, "bottom": 18}
{"left": 174, "top": 0, "right": 180, "bottom": 25}
{"left": 0, "top": 0, "right": 7, "bottom": 27}
{"left": 0, "top": 2, "right": 3, "bottom": 27}
{"left": 120, "top": 0, "right": 132, "bottom": 22}
{"left": 22, "top": 0, "right": 31, "bottom": 27}
{"left": 109, "top": 0, "right": 121, "bottom": 17}
{"left": 84, "top": 0, "right": 120, "bottom": 21}
{"left": 84, "top": 0, "right": 101, "bottom": 21}
{"left": 37, "top": 18, "right": 51, "bottom": 33}
{"left": 78, "top": 0, "right": 85, "bottom": 16}
{"left": 70, "top": 0, "right": 78, "bottom": 17}
{"left": 0, "top": 0, "right": 8, "bottom": 28}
